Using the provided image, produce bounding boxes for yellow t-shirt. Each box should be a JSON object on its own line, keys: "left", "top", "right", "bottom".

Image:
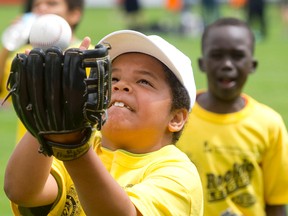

{"left": 11, "top": 133, "right": 204, "bottom": 216}
{"left": 177, "top": 92, "right": 288, "bottom": 216}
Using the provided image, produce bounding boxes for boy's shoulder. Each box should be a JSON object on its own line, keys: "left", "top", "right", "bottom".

{"left": 245, "top": 94, "right": 285, "bottom": 124}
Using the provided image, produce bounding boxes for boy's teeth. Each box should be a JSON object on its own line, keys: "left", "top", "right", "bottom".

{"left": 114, "top": 102, "right": 124, "bottom": 107}
{"left": 113, "top": 101, "right": 132, "bottom": 111}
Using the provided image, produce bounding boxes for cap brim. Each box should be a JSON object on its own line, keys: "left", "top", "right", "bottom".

{"left": 98, "top": 30, "right": 183, "bottom": 82}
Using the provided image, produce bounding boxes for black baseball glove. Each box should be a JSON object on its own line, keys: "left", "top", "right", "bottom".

{"left": 4, "top": 44, "right": 111, "bottom": 161}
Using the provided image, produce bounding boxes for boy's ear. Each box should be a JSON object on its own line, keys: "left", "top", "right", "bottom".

{"left": 250, "top": 59, "right": 258, "bottom": 73}
{"left": 168, "top": 109, "right": 189, "bottom": 132}
{"left": 198, "top": 57, "right": 205, "bottom": 72}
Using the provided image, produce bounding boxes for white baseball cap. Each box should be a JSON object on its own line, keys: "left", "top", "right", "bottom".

{"left": 98, "top": 30, "right": 196, "bottom": 110}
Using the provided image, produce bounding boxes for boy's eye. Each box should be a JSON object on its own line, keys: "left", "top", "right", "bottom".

{"left": 232, "top": 52, "right": 245, "bottom": 60}
{"left": 138, "top": 79, "right": 152, "bottom": 86}
{"left": 111, "top": 77, "right": 119, "bottom": 84}
{"left": 209, "top": 52, "right": 223, "bottom": 59}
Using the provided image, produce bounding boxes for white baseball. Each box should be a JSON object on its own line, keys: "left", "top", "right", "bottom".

{"left": 29, "top": 14, "right": 72, "bottom": 51}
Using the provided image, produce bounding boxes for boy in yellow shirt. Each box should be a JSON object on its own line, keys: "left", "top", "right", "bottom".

{"left": 4, "top": 30, "right": 203, "bottom": 215}
{"left": 178, "top": 17, "right": 288, "bottom": 216}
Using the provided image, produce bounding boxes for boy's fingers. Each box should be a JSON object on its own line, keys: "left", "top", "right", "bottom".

{"left": 79, "top": 37, "right": 91, "bottom": 50}
{"left": 25, "top": 49, "right": 30, "bottom": 55}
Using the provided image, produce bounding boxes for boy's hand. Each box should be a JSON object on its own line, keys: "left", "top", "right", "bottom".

{"left": 79, "top": 36, "right": 91, "bottom": 50}
{"left": 6, "top": 41, "right": 111, "bottom": 161}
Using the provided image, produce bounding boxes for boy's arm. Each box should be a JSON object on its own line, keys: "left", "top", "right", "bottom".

{"left": 266, "top": 204, "right": 287, "bottom": 216}
{"left": 44, "top": 38, "right": 140, "bottom": 215}
{"left": 4, "top": 132, "right": 58, "bottom": 207}
{"left": 63, "top": 149, "right": 140, "bottom": 216}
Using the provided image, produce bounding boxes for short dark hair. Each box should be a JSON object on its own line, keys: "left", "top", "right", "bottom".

{"left": 162, "top": 64, "right": 190, "bottom": 144}
{"left": 65, "top": 0, "right": 85, "bottom": 30}
{"left": 201, "top": 17, "right": 255, "bottom": 54}
{"left": 66, "top": 0, "right": 84, "bottom": 13}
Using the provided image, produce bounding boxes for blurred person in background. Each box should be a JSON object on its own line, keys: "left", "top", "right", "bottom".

{"left": 0, "top": 0, "right": 85, "bottom": 143}
{"left": 245, "top": 0, "right": 267, "bottom": 40}
{"left": 177, "top": 17, "right": 288, "bottom": 216}
{"left": 200, "top": 0, "right": 220, "bottom": 27}
{"left": 116, "top": 0, "right": 145, "bottom": 31}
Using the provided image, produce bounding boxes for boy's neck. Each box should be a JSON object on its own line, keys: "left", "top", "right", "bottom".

{"left": 197, "top": 92, "right": 246, "bottom": 114}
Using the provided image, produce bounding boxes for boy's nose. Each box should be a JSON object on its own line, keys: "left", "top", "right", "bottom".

{"left": 113, "top": 81, "right": 131, "bottom": 92}
{"left": 223, "top": 57, "right": 234, "bottom": 68}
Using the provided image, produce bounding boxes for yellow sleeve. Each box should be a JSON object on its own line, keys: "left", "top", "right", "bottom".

{"left": 126, "top": 154, "right": 203, "bottom": 216}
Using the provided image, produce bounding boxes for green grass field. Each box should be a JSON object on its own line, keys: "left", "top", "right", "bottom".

{"left": 0, "top": 3, "right": 288, "bottom": 215}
